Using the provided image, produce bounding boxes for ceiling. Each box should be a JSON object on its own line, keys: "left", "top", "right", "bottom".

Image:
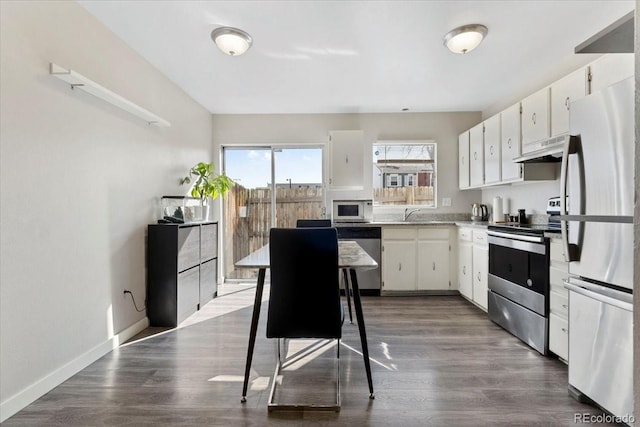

{"left": 77, "top": 1, "right": 635, "bottom": 115}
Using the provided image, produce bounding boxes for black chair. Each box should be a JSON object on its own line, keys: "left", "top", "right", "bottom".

{"left": 266, "top": 228, "right": 343, "bottom": 411}
{"left": 295, "top": 219, "right": 354, "bottom": 324}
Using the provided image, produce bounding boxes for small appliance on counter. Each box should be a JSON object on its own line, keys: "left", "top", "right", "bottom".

{"left": 492, "top": 196, "right": 503, "bottom": 223}
{"left": 471, "top": 203, "right": 488, "bottom": 222}
{"left": 332, "top": 199, "right": 373, "bottom": 223}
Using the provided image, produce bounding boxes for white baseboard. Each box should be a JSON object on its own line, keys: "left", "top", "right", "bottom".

{"left": 0, "top": 317, "right": 149, "bottom": 423}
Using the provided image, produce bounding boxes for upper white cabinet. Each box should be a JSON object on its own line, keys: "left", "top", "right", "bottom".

{"left": 458, "top": 131, "right": 470, "bottom": 190}
{"left": 550, "top": 68, "right": 588, "bottom": 137}
{"left": 521, "top": 87, "right": 550, "bottom": 151}
{"left": 483, "top": 114, "right": 501, "bottom": 185}
{"left": 469, "top": 123, "right": 484, "bottom": 187}
{"left": 589, "top": 53, "right": 634, "bottom": 94}
{"left": 500, "top": 103, "right": 522, "bottom": 182}
{"left": 328, "top": 130, "right": 364, "bottom": 189}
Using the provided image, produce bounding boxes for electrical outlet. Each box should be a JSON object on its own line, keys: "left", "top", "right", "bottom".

{"left": 442, "top": 197, "right": 452, "bottom": 207}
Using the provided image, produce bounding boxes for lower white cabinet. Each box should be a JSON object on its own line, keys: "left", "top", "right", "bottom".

{"left": 549, "top": 238, "right": 570, "bottom": 361}
{"left": 471, "top": 230, "right": 488, "bottom": 311}
{"left": 457, "top": 228, "right": 473, "bottom": 300}
{"left": 382, "top": 227, "right": 452, "bottom": 292}
{"left": 457, "top": 227, "right": 488, "bottom": 311}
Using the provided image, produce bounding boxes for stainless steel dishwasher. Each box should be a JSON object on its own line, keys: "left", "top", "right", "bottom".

{"left": 336, "top": 226, "right": 381, "bottom": 295}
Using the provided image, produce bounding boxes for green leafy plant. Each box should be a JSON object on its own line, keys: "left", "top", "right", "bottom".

{"left": 181, "top": 162, "right": 234, "bottom": 200}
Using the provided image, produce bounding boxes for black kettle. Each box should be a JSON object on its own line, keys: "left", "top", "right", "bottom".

{"left": 471, "top": 203, "right": 489, "bottom": 222}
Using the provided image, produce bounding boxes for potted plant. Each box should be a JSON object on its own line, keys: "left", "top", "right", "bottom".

{"left": 181, "top": 162, "right": 234, "bottom": 220}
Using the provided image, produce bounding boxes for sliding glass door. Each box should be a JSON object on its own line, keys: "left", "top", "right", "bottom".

{"left": 222, "top": 146, "right": 324, "bottom": 280}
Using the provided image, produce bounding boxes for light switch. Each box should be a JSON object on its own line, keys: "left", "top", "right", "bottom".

{"left": 442, "top": 197, "right": 451, "bottom": 207}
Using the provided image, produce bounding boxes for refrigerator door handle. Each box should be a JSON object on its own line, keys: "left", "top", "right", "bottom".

{"left": 564, "top": 280, "right": 633, "bottom": 312}
{"left": 560, "top": 136, "right": 580, "bottom": 262}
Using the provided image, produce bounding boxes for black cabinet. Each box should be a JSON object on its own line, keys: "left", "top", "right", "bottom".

{"left": 147, "top": 222, "right": 218, "bottom": 326}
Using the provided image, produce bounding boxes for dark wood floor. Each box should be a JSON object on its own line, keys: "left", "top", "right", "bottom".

{"left": 5, "top": 290, "right": 612, "bottom": 426}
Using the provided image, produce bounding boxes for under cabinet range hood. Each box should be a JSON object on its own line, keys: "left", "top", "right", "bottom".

{"left": 513, "top": 135, "right": 573, "bottom": 163}
{"left": 575, "top": 10, "right": 634, "bottom": 54}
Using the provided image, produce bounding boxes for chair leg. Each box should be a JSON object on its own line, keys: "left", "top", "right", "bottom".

{"left": 342, "top": 269, "right": 353, "bottom": 324}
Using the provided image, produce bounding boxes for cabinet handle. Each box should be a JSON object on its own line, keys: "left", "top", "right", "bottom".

{"left": 565, "top": 96, "right": 570, "bottom": 110}
{"left": 532, "top": 112, "right": 536, "bottom": 124}
{"left": 474, "top": 152, "right": 477, "bottom": 160}
{"left": 562, "top": 304, "right": 568, "bottom": 309}
{"left": 490, "top": 145, "right": 494, "bottom": 156}
{"left": 507, "top": 138, "right": 512, "bottom": 149}
{"left": 477, "top": 272, "right": 481, "bottom": 281}
{"left": 345, "top": 155, "right": 349, "bottom": 164}
{"left": 462, "top": 156, "right": 465, "bottom": 165}
{"left": 561, "top": 328, "right": 567, "bottom": 333}
{"left": 463, "top": 266, "right": 466, "bottom": 275}
{"left": 432, "top": 262, "right": 436, "bottom": 271}
{"left": 399, "top": 262, "right": 402, "bottom": 271}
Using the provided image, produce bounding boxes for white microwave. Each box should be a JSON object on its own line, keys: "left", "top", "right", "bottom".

{"left": 332, "top": 199, "right": 373, "bottom": 223}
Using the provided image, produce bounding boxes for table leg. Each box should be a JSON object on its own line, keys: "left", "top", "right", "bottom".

{"left": 342, "top": 268, "right": 353, "bottom": 324}
{"left": 349, "top": 268, "right": 375, "bottom": 399}
{"left": 241, "top": 267, "right": 266, "bottom": 403}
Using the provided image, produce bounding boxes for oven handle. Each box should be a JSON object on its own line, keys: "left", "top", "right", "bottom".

{"left": 487, "top": 233, "right": 547, "bottom": 255}
{"left": 487, "top": 230, "right": 544, "bottom": 243}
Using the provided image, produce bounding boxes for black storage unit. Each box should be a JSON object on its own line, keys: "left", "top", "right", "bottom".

{"left": 147, "top": 222, "right": 218, "bottom": 326}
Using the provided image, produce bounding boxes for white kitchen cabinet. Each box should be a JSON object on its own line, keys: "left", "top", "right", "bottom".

{"left": 471, "top": 230, "right": 488, "bottom": 311}
{"left": 382, "top": 227, "right": 452, "bottom": 292}
{"left": 521, "top": 87, "right": 550, "bottom": 151}
{"left": 500, "top": 103, "right": 522, "bottom": 182}
{"left": 469, "top": 123, "right": 484, "bottom": 187}
{"left": 458, "top": 131, "right": 470, "bottom": 190}
{"left": 550, "top": 68, "right": 588, "bottom": 137}
{"left": 417, "top": 228, "right": 451, "bottom": 291}
{"left": 457, "top": 228, "right": 473, "bottom": 300}
{"left": 549, "top": 238, "right": 571, "bottom": 362}
{"left": 589, "top": 53, "right": 634, "bottom": 94}
{"left": 328, "top": 130, "right": 364, "bottom": 189}
{"left": 483, "top": 114, "right": 501, "bottom": 185}
{"left": 382, "top": 228, "right": 416, "bottom": 291}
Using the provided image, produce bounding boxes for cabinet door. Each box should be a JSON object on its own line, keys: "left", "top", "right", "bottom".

{"left": 458, "top": 241, "right": 473, "bottom": 300}
{"left": 177, "top": 266, "right": 200, "bottom": 324}
{"left": 382, "top": 240, "right": 416, "bottom": 291}
{"left": 589, "top": 53, "right": 634, "bottom": 93}
{"left": 417, "top": 229, "right": 450, "bottom": 290}
{"left": 483, "top": 114, "right": 501, "bottom": 184}
{"left": 551, "top": 68, "right": 587, "bottom": 137}
{"left": 178, "top": 226, "right": 200, "bottom": 272}
{"left": 469, "top": 123, "right": 484, "bottom": 187}
{"left": 521, "top": 87, "right": 550, "bottom": 148}
{"left": 329, "top": 130, "right": 364, "bottom": 188}
{"left": 501, "top": 103, "right": 523, "bottom": 182}
{"left": 472, "top": 242, "right": 488, "bottom": 311}
{"left": 458, "top": 131, "right": 470, "bottom": 189}
{"left": 199, "top": 259, "right": 217, "bottom": 307}
{"left": 549, "top": 312, "right": 569, "bottom": 360}
{"left": 200, "top": 223, "right": 218, "bottom": 261}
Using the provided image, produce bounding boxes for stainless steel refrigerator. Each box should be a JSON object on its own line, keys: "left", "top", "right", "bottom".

{"left": 561, "top": 76, "right": 634, "bottom": 420}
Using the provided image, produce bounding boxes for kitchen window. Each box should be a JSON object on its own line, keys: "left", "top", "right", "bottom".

{"left": 372, "top": 141, "right": 436, "bottom": 206}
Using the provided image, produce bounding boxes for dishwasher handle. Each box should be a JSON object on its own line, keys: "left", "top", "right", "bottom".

{"left": 564, "top": 279, "right": 633, "bottom": 312}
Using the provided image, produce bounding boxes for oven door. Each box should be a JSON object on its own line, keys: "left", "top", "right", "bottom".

{"left": 487, "top": 231, "right": 549, "bottom": 315}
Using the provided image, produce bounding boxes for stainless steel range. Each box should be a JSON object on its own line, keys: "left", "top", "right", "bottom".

{"left": 487, "top": 225, "right": 551, "bottom": 355}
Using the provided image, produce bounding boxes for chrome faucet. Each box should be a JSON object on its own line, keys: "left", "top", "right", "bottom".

{"left": 403, "top": 208, "right": 422, "bottom": 221}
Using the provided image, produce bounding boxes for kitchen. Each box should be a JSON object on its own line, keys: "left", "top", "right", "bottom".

{"left": 1, "top": 1, "right": 639, "bottom": 425}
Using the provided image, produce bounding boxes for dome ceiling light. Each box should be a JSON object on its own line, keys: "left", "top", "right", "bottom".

{"left": 211, "top": 26, "right": 253, "bottom": 56}
{"left": 443, "top": 24, "right": 488, "bottom": 54}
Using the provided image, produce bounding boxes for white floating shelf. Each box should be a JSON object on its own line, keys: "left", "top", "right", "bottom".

{"left": 49, "top": 62, "right": 171, "bottom": 127}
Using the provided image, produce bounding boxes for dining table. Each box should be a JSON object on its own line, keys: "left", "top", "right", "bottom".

{"left": 235, "top": 240, "right": 378, "bottom": 402}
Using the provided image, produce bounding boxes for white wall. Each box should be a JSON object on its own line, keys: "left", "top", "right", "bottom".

{"left": 212, "top": 112, "right": 483, "bottom": 215}
{"left": 0, "top": 1, "right": 213, "bottom": 420}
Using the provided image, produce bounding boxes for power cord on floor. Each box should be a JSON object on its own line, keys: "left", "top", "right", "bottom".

{"left": 123, "top": 290, "right": 146, "bottom": 312}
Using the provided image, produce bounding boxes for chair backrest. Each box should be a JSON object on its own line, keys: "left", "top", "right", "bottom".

{"left": 267, "top": 228, "right": 341, "bottom": 339}
{"left": 296, "top": 219, "right": 332, "bottom": 228}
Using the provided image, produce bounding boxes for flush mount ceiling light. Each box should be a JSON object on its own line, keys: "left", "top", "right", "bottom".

{"left": 443, "top": 24, "right": 488, "bottom": 54}
{"left": 211, "top": 27, "right": 253, "bottom": 56}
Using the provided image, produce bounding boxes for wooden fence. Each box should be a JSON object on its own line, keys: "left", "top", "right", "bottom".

{"left": 374, "top": 186, "right": 434, "bottom": 205}
{"left": 224, "top": 185, "right": 323, "bottom": 279}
